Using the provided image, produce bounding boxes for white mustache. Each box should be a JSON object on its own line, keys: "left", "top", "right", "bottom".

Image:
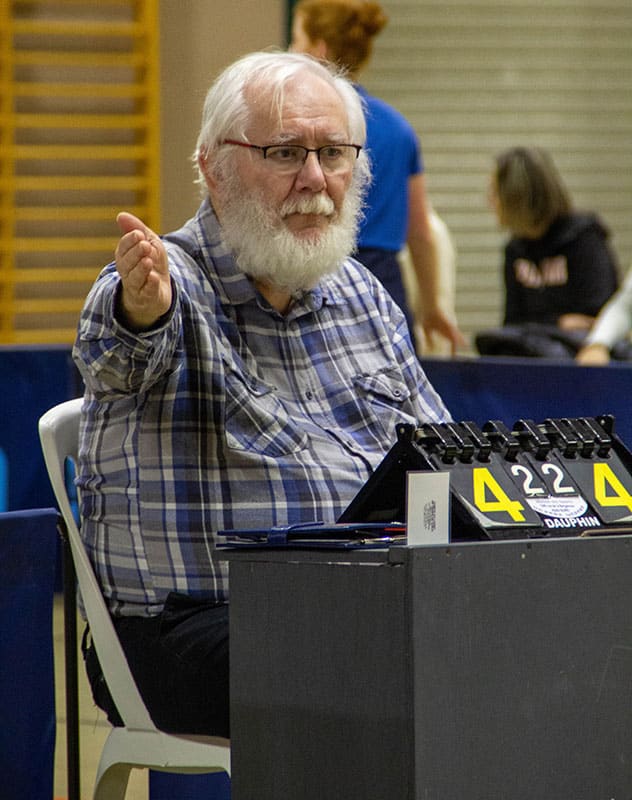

{"left": 281, "top": 194, "right": 335, "bottom": 217}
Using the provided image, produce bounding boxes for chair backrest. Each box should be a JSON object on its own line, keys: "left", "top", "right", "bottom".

{"left": 38, "top": 398, "right": 155, "bottom": 731}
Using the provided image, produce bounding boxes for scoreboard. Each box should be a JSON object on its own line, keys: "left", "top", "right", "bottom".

{"left": 340, "top": 415, "right": 632, "bottom": 541}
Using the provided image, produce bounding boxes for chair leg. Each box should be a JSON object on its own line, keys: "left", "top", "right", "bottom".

{"left": 62, "top": 529, "right": 81, "bottom": 800}
{"left": 93, "top": 762, "right": 134, "bottom": 800}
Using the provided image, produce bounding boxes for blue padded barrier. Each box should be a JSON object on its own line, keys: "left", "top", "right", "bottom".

{"left": 149, "top": 771, "right": 231, "bottom": 799}
{"left": 0, "top": 345, "right": 80, "bottom": 511}
{"left": 0, "top": 508, "right": 58, "bottom": 800}
{"left": 421, "top": 356, "right": 632, "bottom": 448}
{"left": 0, "top": 447, "right": 7, "bottom": 511}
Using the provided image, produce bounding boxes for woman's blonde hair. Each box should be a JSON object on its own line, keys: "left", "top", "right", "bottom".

{"left": 293, "top": 0, "right": 387, "bottom": 75}
{"left": 494, "top": 146, "right": 572, "bottom": 236}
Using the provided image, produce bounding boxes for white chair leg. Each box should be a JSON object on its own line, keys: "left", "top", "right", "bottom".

{"left": 93, "top": 762, "right": 133, "bottom": 800}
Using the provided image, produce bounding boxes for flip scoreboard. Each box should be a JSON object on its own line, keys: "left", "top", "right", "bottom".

{"left": 339, "top": 415, "right": 632, "bottom": 541}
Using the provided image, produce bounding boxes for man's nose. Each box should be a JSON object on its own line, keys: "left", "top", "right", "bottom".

{"left": 294, "top": 151, "right": 327, "bottom": 191}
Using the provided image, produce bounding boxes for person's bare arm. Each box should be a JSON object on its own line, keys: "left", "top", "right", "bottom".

{"left": 406, "top": 174, "right": 465, "bottom": 354}
{"left": 557, "top": 313, "right": 595, "bottom": 332}
{"left": 575, "top": 342, "right": 610, "bottom": 365}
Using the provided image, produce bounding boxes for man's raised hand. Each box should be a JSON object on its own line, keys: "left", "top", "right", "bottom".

{"left": 114, "top": 212, "right": 172, "bottom": 331}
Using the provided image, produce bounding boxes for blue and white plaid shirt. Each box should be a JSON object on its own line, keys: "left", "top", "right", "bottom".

{"left": 73, "top": 199, "right": 450, "bottom": 616}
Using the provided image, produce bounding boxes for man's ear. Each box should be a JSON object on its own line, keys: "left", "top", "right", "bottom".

{"left": 311, "top": 38, "right": 329, "bottom": 61}
{"left": 199, "top": 150, "right": 225, "bottom": 217}
{"left": 198, "top": 149, "right": 217, "bottom": 192}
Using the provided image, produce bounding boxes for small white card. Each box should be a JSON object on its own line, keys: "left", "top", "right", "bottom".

{"left": 406, "top": 470, "right": 451, "bottom": 545}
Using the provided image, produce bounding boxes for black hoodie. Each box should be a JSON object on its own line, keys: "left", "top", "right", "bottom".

{"left": 503, "top": 212, "right": 619, "bottom": 325}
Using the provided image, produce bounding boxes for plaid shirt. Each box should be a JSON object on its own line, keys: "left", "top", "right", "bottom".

{"left": 73, "top": 199, "right": 450, "bottom": 616}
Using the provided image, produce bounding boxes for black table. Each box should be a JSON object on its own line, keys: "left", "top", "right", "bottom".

{"left": 225, "top": 536, "right": 632, "bottom": 800}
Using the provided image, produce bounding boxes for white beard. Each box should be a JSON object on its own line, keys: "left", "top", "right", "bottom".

{"left": 216, "top": 176, "right": 363, "bottom": 294}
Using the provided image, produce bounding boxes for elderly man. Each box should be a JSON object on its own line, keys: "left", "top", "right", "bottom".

{"left": 73, "top": 51, "right": 450, "bottom": 737}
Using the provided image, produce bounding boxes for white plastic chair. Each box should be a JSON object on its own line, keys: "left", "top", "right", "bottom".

{"left": 38, "top": 398, "right": 230, "bottom": 800}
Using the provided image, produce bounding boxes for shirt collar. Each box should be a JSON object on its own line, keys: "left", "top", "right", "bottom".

{"left": 190, "top": 199, "right": 257, "bottom": 306}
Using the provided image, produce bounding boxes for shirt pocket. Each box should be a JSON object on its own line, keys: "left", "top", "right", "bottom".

{"left": 223, "top": 360, "right": 308, "bottom": 458}
{"left": 350, "top": 368, "right": 413, "bottom": 443}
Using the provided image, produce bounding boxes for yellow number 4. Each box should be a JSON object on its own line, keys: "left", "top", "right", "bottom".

{"left": 473, "top": 468, "right": 526, "bottom": 521}
{"left": 593, "top": 463, "right": 632, "bottom": 512}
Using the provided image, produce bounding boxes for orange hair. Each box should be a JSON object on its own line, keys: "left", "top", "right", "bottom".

{"left": 294, "top": 0, "right": 387, "bottom": 75}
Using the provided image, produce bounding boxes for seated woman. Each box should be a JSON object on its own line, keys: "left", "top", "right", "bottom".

{"left": 476, "top": 146, "right": 619, "bottom": 358}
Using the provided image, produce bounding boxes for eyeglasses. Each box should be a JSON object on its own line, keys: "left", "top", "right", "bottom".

{"left": 222, "top": 139, "right": 362, "bottom": 175}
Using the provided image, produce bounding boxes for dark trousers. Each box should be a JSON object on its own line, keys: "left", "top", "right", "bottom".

{"left": 83, "top": 592, "right": 230, "bottom": 737}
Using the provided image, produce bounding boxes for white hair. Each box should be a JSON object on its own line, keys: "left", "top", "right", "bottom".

{"left": 192, "top": 50, "right": 369, "bottom": 189}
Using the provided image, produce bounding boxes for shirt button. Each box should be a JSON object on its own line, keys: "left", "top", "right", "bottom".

{"left": 305, "top": 390, "right": 313, "bottom": 400}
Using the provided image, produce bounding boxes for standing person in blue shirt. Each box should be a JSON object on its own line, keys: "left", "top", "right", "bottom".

{"left": 291, "top": 0, "right": 465, "bottom": 354}
{"left": 72, "top": 51, "right": 450, "bottom": 738}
